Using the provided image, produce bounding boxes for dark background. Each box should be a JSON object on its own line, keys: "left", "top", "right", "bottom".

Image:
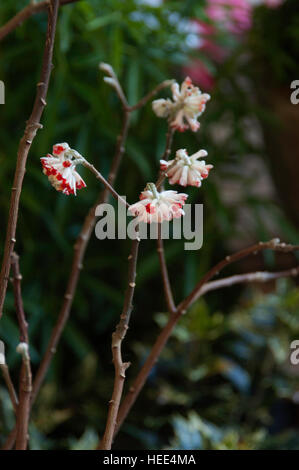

{"left": 0, "top": 0, "right": 299, "bottom": 450}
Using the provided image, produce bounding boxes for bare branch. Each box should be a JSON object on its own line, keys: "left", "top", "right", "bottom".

{"left": 128, "top": 80, "right": 174, "bottom": 112}
{"left": 81, "top": 159, "right": 129, "bottom": 208}
{"left": 0, "top": 0, "right": 78, "bottom": 42}
{"left": 30, "top": 74, "right": 172, "bottom": 410}
{"left": 99, "top": 63, "right": 128, "bottom": 109}
{"left": 114, "top": 240, "right": 299, "bottom": 437}
{"left": 11, "top": 253, "right": 32, "bottom": 451}
{"left": 200, "top": 265, "right": 299, "bottom": 296}
{"left": 0, "top": 364, "right": 18, "bottom": 414}
{"left": 30, "top": 111, "right": 131, "bottom": 408}
{"left": 99, "top": 239, "right": 139, "bottom": 450}
{"left": 177, "top": 239, "right": 299, "bottom": 314}
{"left": 155, "top": 127, "right": 175, "bottom": 190}
{"left": 0, "top": 0, "right": 60, "bottom": 319}
{"left": 157, "top": 226, "right": 176, "bottom": 314}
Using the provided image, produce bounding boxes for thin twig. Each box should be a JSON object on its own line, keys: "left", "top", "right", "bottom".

{"left": 30, "top": 74, "right": 171, "bottom": 410}
{"left": 177, "top": 239, "right": 299, "bottom": 314}
{"left": 155, "top": 124, "right": 176, "bottom": 314}
{"left": 155, "top": 126, "right": 175, "bottom": 190}
{"left": 99, "top": 116, "right": 177, "bottom": 449}
{"left": 99, "top": 63, "right": 173, "bottom": 113}
{"left": 157, "top": 220, "right": 176, "bottom": 314}
{"left": 0, "top": 0, "right": 78, "bottom": 42}
{"left": 0, "top": 0, "right": 60, "bottom": 319}
{"left": 1, "top": 428, "right": 18, "bottom": 450}
{"left": 113, "top": 240, "right": 299, "bottom": 436}
{"left": 99, "top": 238, "right": 140, "bottom": 450}
{"left": 11, "top": 253, "right": 28, "bottom": 344}
{"left": 114, "top": 309, "right": 179, "bottom": 437}
{"left": 30, "top": 111, "right": 131, "bottom": 408}
{"left": 128, "top": 80, "right": 174, "bottom": 112}
{"left": 0, "top": 364, "right": 18, "bottom": 414}
{"left": 81, "top": 160, "right": 129, "bottom": 208}
{"left": 198, "top": 265, "right": 299, "bottom": 296}
{"left": 11, "top": 253, "right": 32, "bottom": 451}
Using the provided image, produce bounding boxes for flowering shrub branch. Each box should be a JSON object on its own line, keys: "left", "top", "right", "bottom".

{"left": 114, "top": 240, "right": 299, "bottom": 438}
{"left": 100, "top": 238, "right": 140, "bottom": 450}
{"left": 0, "top": 0, "right": 60, "bottom": 319}
{"left": 0, "top": 0, "right": 78, "bottom": 42}
{"left": 0, "top": 363, "right": 18, "bottom": 415}
{"left": 0, "top": 3, "right": 298, "bottom": 451}
{"left": 11, "top": 253, "right": 32, "bottom": 450}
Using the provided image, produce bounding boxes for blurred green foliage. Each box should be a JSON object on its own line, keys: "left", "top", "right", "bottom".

{"left": 0, "top": 0, "right": 298, "bottom": 449}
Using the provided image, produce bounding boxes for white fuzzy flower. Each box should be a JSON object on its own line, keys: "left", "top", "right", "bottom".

{"left": 41, "top": 143, "right": 87, "bottom": 196}
{"left": 152, "top": 98, "right": 173, "bottom": 118}
{"left": 160, "top": 148, "right": 213, "bottom": 187}
{"left": 152, "top": 77, "right": 210, "bottom": 132}
{"left": 129, "top": 183, "right": 188, "bottom": 223}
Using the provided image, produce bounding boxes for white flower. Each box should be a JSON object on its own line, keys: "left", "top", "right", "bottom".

{"left": 152, "top": 98, "right": 173, "bottom": 118}
{"left": 152, "top": 77, "right": 210, "bottom": 132}
{"left": 129, "top": 183, "right": 188, "bottom": 223}
{"left": 41, "top": 143, "right": 86, "bottom": 196}
{"left": 160, "top": 148, "right": 213, "bottom": 187}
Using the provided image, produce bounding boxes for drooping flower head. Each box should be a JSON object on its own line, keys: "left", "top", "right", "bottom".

{"left": 160, "top": 148, "right": 213, "bottom": 187}
{"left": 152, "top": 77, "right": 210, "bottom": 132}
{"left": 41, "top": 143, "right": 86, "bottom": 196}
{"left": 129, "top": 183, "right": 188, "bottom": 223}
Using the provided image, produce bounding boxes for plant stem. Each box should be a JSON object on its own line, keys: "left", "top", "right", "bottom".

{"left": 0, "top": 0, "right": 60, "bottom": 319}
{"left": 30, "top": 75, "right": 171, "bottom": 411}
{"left": 197, "top": 265, "right": 299, "bottom": 296}
{"left": 0, "top": 364, "right": 18, "bottom": 414}
{"left": 30, "top": 113, "right": 130, "bottom": 407}
{"left": 157, "top": 223, "right": 176, "bottom": 314}
{"left": 177, "top": 239, "right": 299, "bottom": 314}
{"left": 99, "top": 238, "right": 139, "bottom": 450}
{"left": 11, "top": 253, "right": 32, "bottom": 451}
{"left": 0, "top": 0, "right": 77, "bottom": 42}
{"left": 81, "top": 160, "right": 129, "bottom": 208}
{"left": 128, "top": 80, "right": 174, "bottom": 112}
{"left": 113, "top": 240, "right": 299, "bottom": 436}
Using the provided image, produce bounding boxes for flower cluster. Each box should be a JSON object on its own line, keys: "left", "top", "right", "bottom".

{"left": 129, "top": 183, "right": 188, "bottom": 224}
{"left": 160, "top": 149, "right": 213, "bottom": 187}
{"left": 41, "top": 143, "right": 86, "bottom": 196}
{"left": 128, "top": 77, "right": 214, "bottom": 223}
{"left": 152, "top": 77, "right": 210, "bottom": 132}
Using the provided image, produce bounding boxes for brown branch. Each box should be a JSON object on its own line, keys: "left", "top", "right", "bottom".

{"left": 99, "top": 114, "right": 176, "bottom": 449}
{"left": 1, "top": 427, "right": 18, "bottom": 450}
{"left": 30, "top": 112, "right": 131, "bottom": 408}
{"left": 0, "top": 364, "right": 18, "bottom": 414}
{"left": 11, "top": 253, "right": 32, "bottom": 451}
{"left": 114, "top": 309, "right": 179, "bottom": 436}
{"left": 30, "top": 72, "right": 171, "bottom": 409}
{"left": 0, "top": 0, "right": 78, "bottom": 42}
{"left": 30, "top": 116, "right": 131, "bottom": 417}
{"left": 99, "top": 63, "right": 128, "bottom": 109}
{"left": 177, "top": 239, "right": 299, "bottom": 314}
{"left": 128, "top": 80, "right": 174, "bottom": 112}
{"left": 99, "top": 238, "right": 139, "bottom": 450}
{"left": 0, "top": 0, "right": 60, "bottom": 319}
{"left": 155, "top": 127, "right": 175, "bottom": 190}
{"left": 198, "top": 265, "right": 299, "bottom": 296}
{"left": 99, "top": 63, "right": 173, "bottom": 113}
{"left": 113, "top": 239, "right": 299, "bottom": 436}
{"left": 157, "top": 223, "right": 176, "bottom": 314}
{"left": 15, "top": 353, "right": 32, "bottom": 450}
{"left": 11, "top": 253, "right": 28, "bottom": 344}
{"left": 81, "top": 159, "right": 130, "bottom": 208}
{"left": 155, "top": 123, "right": 176, "bottom": 314}
{"left": 2, "top": 70, "right": 172, "bottom": 448}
